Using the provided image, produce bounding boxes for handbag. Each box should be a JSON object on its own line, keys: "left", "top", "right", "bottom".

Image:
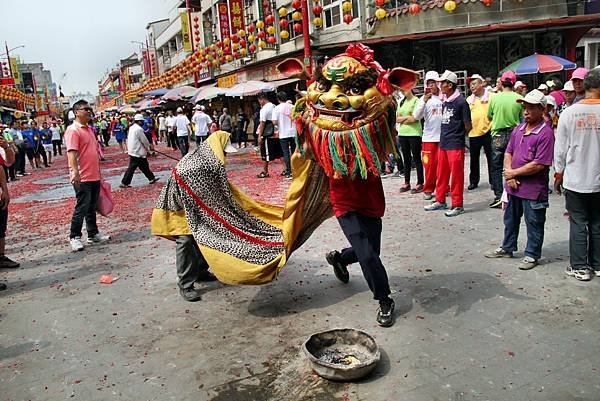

{"left": 262, "top": 120, "right": 275, "bottom": 138}
{"left": 96, "top": 180, "right": 114, "bottom": 217}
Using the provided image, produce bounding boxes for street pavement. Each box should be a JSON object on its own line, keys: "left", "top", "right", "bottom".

{"left": 1, "top": 143, "right": 599, "bottom": 401}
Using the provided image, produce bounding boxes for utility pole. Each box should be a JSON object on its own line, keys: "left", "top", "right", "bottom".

{"left": 186, "top": 0, "right": 199, "bottom": 87}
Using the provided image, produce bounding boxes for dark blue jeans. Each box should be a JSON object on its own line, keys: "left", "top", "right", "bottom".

{"left": 177, "top": 136, "right": 189, "bottom": 157}
{"left": 69, "top": 181, "right": 100, "bottom": 239}
{"left": 501, "top": 195, "right": 548, "bottom": 260}
{"left": 337, "top": 212, "right": 391, "bottom": 301}
{"left": 279, "top": 137, "right": 296, "bottom": 175}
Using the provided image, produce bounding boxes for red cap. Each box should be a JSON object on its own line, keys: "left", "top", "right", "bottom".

{"left": 501, "top": 70, "right": 517, "bottom": 84}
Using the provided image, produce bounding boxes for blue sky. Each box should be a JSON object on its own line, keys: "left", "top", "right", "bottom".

{"left": 0, "top": 0, "right": 173, "bottom": 95}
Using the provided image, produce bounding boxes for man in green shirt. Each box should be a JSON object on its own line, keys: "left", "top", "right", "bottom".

{"left": 487, "top": 70, "right": 523, "bottom": 208}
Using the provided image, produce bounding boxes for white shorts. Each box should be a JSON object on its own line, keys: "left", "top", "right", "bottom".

{"left": 43, "top": 144, "right": 53, "bottom": 152}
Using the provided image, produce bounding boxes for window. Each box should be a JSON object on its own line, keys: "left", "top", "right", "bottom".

{"left": 282, "top": 5, "right": 303, "bottom": 41}
{"left": 322, "top": 0, "right": 358, "bottom": 29}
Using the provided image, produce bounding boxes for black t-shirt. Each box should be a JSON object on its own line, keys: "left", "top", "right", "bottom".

{"left": 440, "top": 95, "right": 471, "bottom": 150}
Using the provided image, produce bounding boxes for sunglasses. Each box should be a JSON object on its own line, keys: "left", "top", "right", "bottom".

{"left": 76, "top": 107, "right": 93, "bottom": 112}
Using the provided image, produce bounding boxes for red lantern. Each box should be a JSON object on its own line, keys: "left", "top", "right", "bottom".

{"left": 231, "top": 35, "right": 239, "bottom": 43}
{"left": 293, "top": 23, "right": 302, "bottom": 33}
{"left": 267, "top": 36, "right": 277, "bottom": 44}
{"left": 239, "top": 39, "right": 247, "bottom": 47}
{"left": 224, "top": 46, "right": 231, "bottom": 54}
{"left": 247, "top": 25, "right": 255, "bottom": 33}
{"left": 265, "top": 14, "right": 275, "bottom": 25}
{"left": 211, "top": 51, "right": 218, "bottom": 58}
{"left": 257, "top": 30, "right": 266, "bottom": 39}
{"left": 219, "top": 56, "right": 226, "bottom": 63}
{"left": 291, "top": 0, "right": 302, "bottom": 9}
{"left": 408, "top": 2, "right": 421, "bottom": 13}
{"left": 343, "top": 14, "right": 353, "bottom": 24}
{"left": 216, "top": 41, "right": 223, "bottom": 48}
{"left": 279, "top": 19, "right": 289, "bottom": 29}
{"left": 481, "top": 0, "right": 493, "bottom": 5}
{"left": 233, "top": 51, "right": 240, "bottom": 58}
{"left": 313, "top": 5, "right": 323, "bottom": 14}
{"left": 249, "top": 43, "right": 257, "bottom": 52}
{"left": 375, "top": 0, "right": 385, "bottom": 6}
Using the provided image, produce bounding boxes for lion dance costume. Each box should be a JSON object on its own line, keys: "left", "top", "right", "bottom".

{"left": 151, "top": 43, "right": 416, "bottom": 315}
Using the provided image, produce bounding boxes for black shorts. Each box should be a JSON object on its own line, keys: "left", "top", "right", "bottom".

{"left": 25, "top": 147, "right": 36, "bottom": 160}
{"left": 260, "top": 137, "right": 283, "bottom": 162}
{"left": 0, "top": 207, "right": 7, "bottom": 239}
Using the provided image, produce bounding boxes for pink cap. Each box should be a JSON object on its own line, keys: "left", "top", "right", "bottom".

{"left": 501, "top": 71, "right": 517, "bottom": 84}
{"left": 571, "top": 67, "right": 588, "bottom": 80}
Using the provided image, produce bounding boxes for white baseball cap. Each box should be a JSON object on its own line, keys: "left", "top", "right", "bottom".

{"left": 194, "top": 104, "right": 203, "bottom": 110}
{"left": 537, "top": 83, "right": 548, "bottom": 91}
{"left": 176, "top": 107, "right": 183, "bottom": 113}
{"left": 134, "top": 113, "right": 145, "bottom": 121}
{"left": 514, "top": 81, "right": 526, "bottom": 90}
{"left": 563, "top": 80, "right": 574, "bottom": 91}
{"left": 545, "top": 96, "right": 557, "bottom": 108}
{"left": 436, "top": 70, "right": 458, "bottom": 84}
{"left": 424, "top": 71, "right": 439, "bottom": 83}
{"left": 466, "top": 73, "right": 484, "bottom": 84}
{"left": 517, "top": 89, "right": 547, "bottom": 107}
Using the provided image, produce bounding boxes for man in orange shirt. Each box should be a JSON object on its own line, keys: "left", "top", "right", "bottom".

{"left": 64, "top": 100, "right": 111, "bottom": 252}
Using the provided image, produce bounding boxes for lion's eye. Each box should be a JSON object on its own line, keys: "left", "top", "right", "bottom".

{"left": 317, "top": 82, "right": 328, "bottom": 91}
{"left": 348, "top": 86, "right": 362, "bottom": 95}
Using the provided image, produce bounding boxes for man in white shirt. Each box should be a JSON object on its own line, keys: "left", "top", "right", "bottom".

{"left": 158, "top": 113, "right": 167, "bottom": 143}
{"left": 256, "top": 93, "right": 281, "bottom": 178}
{"left": 413, "top": 71, "right": 443, "bottom": 200}
{"left": 554, "top": 68, "right": 600, "bottom": 281}
{"left": 50, "top": 121, "right": 63, "bottom": 156}
{"left": 174, "top": 107, "right": 192, "bottom": 157}
{"left": 119, "top": 114, "right": 159, "bottom": 188}
{"left": 165, "top": 111, "right": 177, "bottom": 150}
{"left": 191, "top": 104, "right": 212, "bottom": 145}
{"left": 272, "top": 91, "right": 296, "bottom": 179}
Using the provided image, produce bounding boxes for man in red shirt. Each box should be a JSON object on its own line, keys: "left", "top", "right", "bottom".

{"left": 64, "top": 100, "right": 110, "bottom": 252}
{"left": 0, "top": 137, "right": 19, "bottom": 290}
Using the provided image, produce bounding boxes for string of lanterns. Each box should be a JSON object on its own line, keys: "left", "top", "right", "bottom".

{"left": 0, "top": 85, "right": 36, "bottom": 105}
{"left": 370, "top": 0, "right": 499, "bottom": 20}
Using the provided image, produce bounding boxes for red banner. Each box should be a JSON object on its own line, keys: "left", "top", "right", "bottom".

{"left": 229, "top": 0, "right": 245, "bottom": 34}
{"left": 217, "top": 1, "right": 231, "bottom": 40}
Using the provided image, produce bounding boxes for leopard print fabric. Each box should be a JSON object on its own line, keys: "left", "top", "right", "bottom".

{"left": 155, "top": 144, "right": 285, "bottom": 265}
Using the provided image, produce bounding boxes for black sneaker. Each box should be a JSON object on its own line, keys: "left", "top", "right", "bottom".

{"left": 489, "top": 198, "right": 502, "bottom": 208}
{"left": 196, "top": 270, "right": 218, "bottom": 282}
{"left": 0, "top": 282, "right": 6, "bottom": 291}
{"left": 149, "top": 178, "right": 160, "bottom": 184}
{"left": 0, "top": 256, "right": 20, "bottom": 269}
{"left": 377, "top": 298, "right": 395, "bottom": 327}
{"left": 179, "top": 287, "right": 202, "bottom": 302}
{"left": 467, "top": 183, "right": 478, "bottom": 190}
{"left": 325, "top": 250, "right": 349, "bottom": 284}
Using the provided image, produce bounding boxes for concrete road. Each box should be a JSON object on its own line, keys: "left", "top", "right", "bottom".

{"left": 1, "top": 146, "right": 599, "bottom": 401}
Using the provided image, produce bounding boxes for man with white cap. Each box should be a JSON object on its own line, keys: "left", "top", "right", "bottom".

{"left": 466, "top": 73, "right": 492, "bottom": 191}
{"left": 487, "top": 70, "right": 523, "bottom": 208}
{"left": 413, "top": 70, "right": 443, "bottom": 200}
{"left": 571, "top": 67, "right": 588, "bottom": 103}
{"left": 544, "top": 95, "right": 558, "bottom": 128}
{"left": 174, "top": 107, "right": 192, "bottom": 157}
{"left": 537, "top": 83, "right": 549, "bottom": 95}
{"left": 191, "top": 104, "right": 212, "bottom": 145}
{"left": 119, "top": 114, "right": 159, "bottom": 188}
{"left": 554, "top": 68, "right": 600, "bottom": 281}
{"left": 557, "top": 80, "right": 575, "bottom": 116}
{"left": 424, "top": 70, "right": 472, "bottom": 217}
{"left": 485, "top": 89, "right": 554, "bottom": 270}
{"left": 514, "top": 81, "right": 527, "bottom": 96}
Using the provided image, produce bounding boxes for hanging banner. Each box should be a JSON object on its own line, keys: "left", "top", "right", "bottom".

{"left": 203, "top": 11, "right": 213, "bottom": 46}
{"left": 9, "top": 58, "right": 21, "bottom": 84}
{"left": 181, "top": 11, "right": 192, "bottom": 52}
{"left": 217, "top": 1, "right": 231, "bottom": 40}
{"left": 229, "top": 0, "right": 245, "bottom": 34}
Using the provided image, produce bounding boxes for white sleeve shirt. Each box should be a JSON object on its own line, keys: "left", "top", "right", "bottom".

{"left": 127, "top": 124, "right": 150, "bottom": 158}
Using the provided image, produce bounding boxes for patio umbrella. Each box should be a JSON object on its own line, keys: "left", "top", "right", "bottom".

{"left": 226, "top": 80, "right": 275, "bottom": 97}
{"left": 117, "top": 104, "right": 133, "bottom": 112}
{"left": 161, "top": 85, "right": 198, "bottom": 101}
{"left": 135, "top": 98, "right": 161, "bottom": 110}
{"left": 190, "top": 85, "right": 229, "bottom": 103}
{"left": 501, "top": 53, "right": 577, "bottom": 75}
{"left": 141, "top": 88, "right": 169, "bottom": 96}
{"left": 120, "top": 107, "right": 137, "bottom": 114}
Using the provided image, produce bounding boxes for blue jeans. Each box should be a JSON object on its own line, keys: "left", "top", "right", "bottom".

{"left": 177, "top": 136, "right": 189, "bottom": 157}
{"left": 501, "top": 195, "right": 548, "bottom": 260}
{"left": 279, "top": 137, "right": 296, "bottom": 175}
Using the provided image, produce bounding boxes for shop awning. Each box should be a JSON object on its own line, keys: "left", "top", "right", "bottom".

{"left": 190, "top": 84, "right": 228, "bottom": 103}
{"left": 141, "top": 88, "right": 169, "bottom": 96}
{"left": 226, "top": 81, "right": 275, "bottom": 97}
{"left": 269, "top": 78, "right": 300, "bottom": 89}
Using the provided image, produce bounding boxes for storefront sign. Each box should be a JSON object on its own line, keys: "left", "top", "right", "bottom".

{"left": 217, "top": 74, "right": 236, "bottom": 88}
{"left": 229, "top": 0, "right": 245, "bottom": 33}
{"left": 258, "top": 0, "right": 272, "bottom": 21}
{"left": 181, "top": 12, "right": 192, "bottom": 52}
{"left": 218, "top": 1, "right": 231, "bottom": 40}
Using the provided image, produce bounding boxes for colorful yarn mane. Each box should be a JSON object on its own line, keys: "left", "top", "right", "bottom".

{"left": 299, "top": 114, "right": 395, "bottom": 180}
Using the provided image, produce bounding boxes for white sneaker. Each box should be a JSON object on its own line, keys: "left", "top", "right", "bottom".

{"left": 87, "top": 233, "right": 111, "bottom": 244}
{"left": 70, "top": 237, "right": 84, "bottom": 252}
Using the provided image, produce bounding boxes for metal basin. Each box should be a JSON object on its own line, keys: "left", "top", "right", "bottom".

{"left": 303, "top": 328, "right": 380, "bottom": 381}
